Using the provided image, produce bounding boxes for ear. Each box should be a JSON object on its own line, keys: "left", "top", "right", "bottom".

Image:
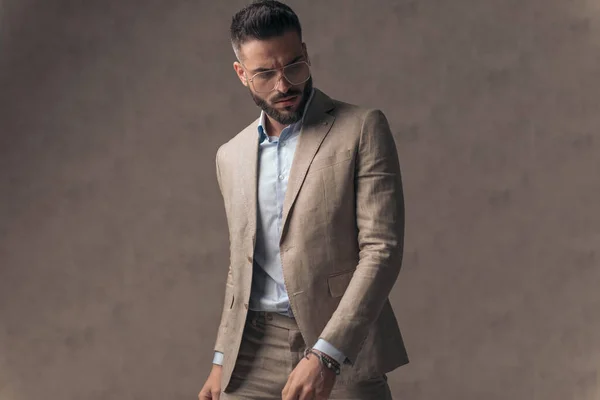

{"left": 233, "top": 61, "right": 248, "bottom": 87}
{"left": 302, "top": 43, "right": 311, "bottom": 66}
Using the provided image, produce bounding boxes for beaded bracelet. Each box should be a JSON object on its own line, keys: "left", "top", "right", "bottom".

{"left": 303, "top": 348, "right": 341, "bottom": 376}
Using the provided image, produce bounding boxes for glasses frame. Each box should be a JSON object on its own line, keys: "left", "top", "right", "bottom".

{"left": 242, "top": 60, "right": 311, "bottom": 93}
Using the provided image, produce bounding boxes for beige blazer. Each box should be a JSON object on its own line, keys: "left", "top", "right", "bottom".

{"left": 213, "top": 88, "right": 409, "bottom": 390}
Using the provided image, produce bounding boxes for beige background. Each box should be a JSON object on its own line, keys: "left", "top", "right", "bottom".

{"left": 1, "top": 1, "right": 599, "bottom": 399}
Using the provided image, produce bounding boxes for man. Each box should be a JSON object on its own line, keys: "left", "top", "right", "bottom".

{"left": 199, "top": 1, "right": 409, "bottom": 399}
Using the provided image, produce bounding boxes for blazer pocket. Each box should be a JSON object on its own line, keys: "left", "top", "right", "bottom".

{"left": 229, "top": 293, "right": 235, "bottom": 309}
{"left": 310, "top": 149, "right": 353, "bottom": 171}
{"left": 327, "top": 270, "right": 355, "bottom": 298}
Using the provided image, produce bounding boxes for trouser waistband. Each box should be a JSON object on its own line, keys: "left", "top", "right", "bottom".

{"left": 247, "top": 309, "right": 298, "bottom": 330}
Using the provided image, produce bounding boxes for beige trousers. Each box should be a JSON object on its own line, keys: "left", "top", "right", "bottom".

{"left": 221, "top": 311, "right": 393, "bottom": 400}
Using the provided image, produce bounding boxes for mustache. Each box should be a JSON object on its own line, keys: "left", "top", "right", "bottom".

{"left": 272, "top": 91, "right": 302, "bottom": 102}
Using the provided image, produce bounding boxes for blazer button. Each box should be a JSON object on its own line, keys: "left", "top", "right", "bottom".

{"left": 244, "top": 303, "right": 248, "bottom": 310}
{"left": 247, "top": 256, "right": 253, "bottom": 264}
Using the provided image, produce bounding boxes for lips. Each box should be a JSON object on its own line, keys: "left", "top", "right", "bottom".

{"left": 275, "top": 96, "right": 298, "bottom": 106}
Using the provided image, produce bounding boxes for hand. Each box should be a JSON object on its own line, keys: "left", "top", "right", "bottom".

{"left": 282, "top": 351, "right": 337, "bottom": 400}
{"left": 198, "top": 364, "right": 222, "bottom": 400}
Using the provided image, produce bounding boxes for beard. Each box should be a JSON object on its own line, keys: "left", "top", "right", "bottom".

{"left": 249, "top": 76, "right": 313, "bottom": 126}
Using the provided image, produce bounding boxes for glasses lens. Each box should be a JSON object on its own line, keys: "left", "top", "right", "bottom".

{"left": 251, "top": 62, "right": 310, "bottom": 93}
{"left": 283, "top": 62, "right": 310, "bottom": 85}
{"left": 252, "top": 70, "right": 278, "bottom": 93}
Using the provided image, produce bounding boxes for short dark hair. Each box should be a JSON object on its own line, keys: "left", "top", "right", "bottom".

{"left": 230, "top": 0, "right": 302, "bottom": 60}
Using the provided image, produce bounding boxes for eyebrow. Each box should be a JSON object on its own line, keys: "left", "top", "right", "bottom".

{"left": 249, "top": 55, "right": 304, "bottom": 74}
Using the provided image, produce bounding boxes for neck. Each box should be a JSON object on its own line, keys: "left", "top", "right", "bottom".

{"left": 264, "top": 115, "right": 286, "bottom": 137}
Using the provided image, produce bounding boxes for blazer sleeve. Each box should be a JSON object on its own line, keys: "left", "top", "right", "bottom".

{"left": 213, "top": 146, "right": 235, "bottom": 354}
{"left": 318, "top": 109, "right": 405, "bottom": 364}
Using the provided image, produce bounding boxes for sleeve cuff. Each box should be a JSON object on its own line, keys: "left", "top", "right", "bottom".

{"left": 313, "top": 339, "right": 347, "bottom": 366}
{"left": 212, "top": 351, "right": 224, "bottom": 365}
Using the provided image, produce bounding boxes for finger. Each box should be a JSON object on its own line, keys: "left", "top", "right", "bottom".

{"left": 283, "top": 383, "right": 301, "bottom": 400}
{"left": 211, "top": 389, "right": 220, "bottom": 400}
{"left": 282, "top": 375, "right": 292, "bottom": 399}
{"left": 299, "top": 387, "right": 316, "bottom": 400}
{"left": 281, "top": 385, "right": 289, "bottom": 400}
{"left": 198, "top": 389, "right": 210, "bottom": 400}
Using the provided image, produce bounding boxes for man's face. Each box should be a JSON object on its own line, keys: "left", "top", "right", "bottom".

{"left": 234, "top": 30, "right": 313, "bottom": 125}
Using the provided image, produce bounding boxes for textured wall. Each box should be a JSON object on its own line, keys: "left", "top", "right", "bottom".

{"left": 1, "top": 1, "right": 599, "bottom": 399}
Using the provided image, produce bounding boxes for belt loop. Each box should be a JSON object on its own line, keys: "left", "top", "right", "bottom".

{"left": 249, "top": 310, "right": 258, "bottom": 326}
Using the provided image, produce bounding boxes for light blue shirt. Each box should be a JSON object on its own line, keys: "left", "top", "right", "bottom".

{"left": 213, "top": 89, "right": 347, "bottom": 366}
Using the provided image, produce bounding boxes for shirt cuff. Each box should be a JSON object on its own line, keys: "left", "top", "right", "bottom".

{"left": 212, "top": 351, "right": 224, "bottom": 365}
{"left": 313, "top": 339, "right": 347, "bottom": 366}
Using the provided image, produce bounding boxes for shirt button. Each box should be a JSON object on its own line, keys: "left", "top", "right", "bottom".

{"left": 278, "top": 174, "right": 284, "bottom": 180}
{"left": 280, "top": 142, "right": 285, "bottom": 147}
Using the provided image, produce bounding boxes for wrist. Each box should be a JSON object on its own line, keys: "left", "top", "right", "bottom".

{"left": 304, "top": 348, "right": 341, "bottom": 376}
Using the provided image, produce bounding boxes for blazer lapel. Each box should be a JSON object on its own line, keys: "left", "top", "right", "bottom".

{"left": 238, "top": 118, "right": 260, "bottom": 248}
{"left": 280, "top": 89, "right": 335, "bottom": 242}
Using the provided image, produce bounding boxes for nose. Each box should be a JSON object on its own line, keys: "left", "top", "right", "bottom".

{"left": 275, "top": 73, "right": 292, "bottom": 93}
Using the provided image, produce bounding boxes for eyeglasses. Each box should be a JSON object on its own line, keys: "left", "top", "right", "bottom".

{"left": 245, "top": 61, "right": 311, "bottom": 93}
